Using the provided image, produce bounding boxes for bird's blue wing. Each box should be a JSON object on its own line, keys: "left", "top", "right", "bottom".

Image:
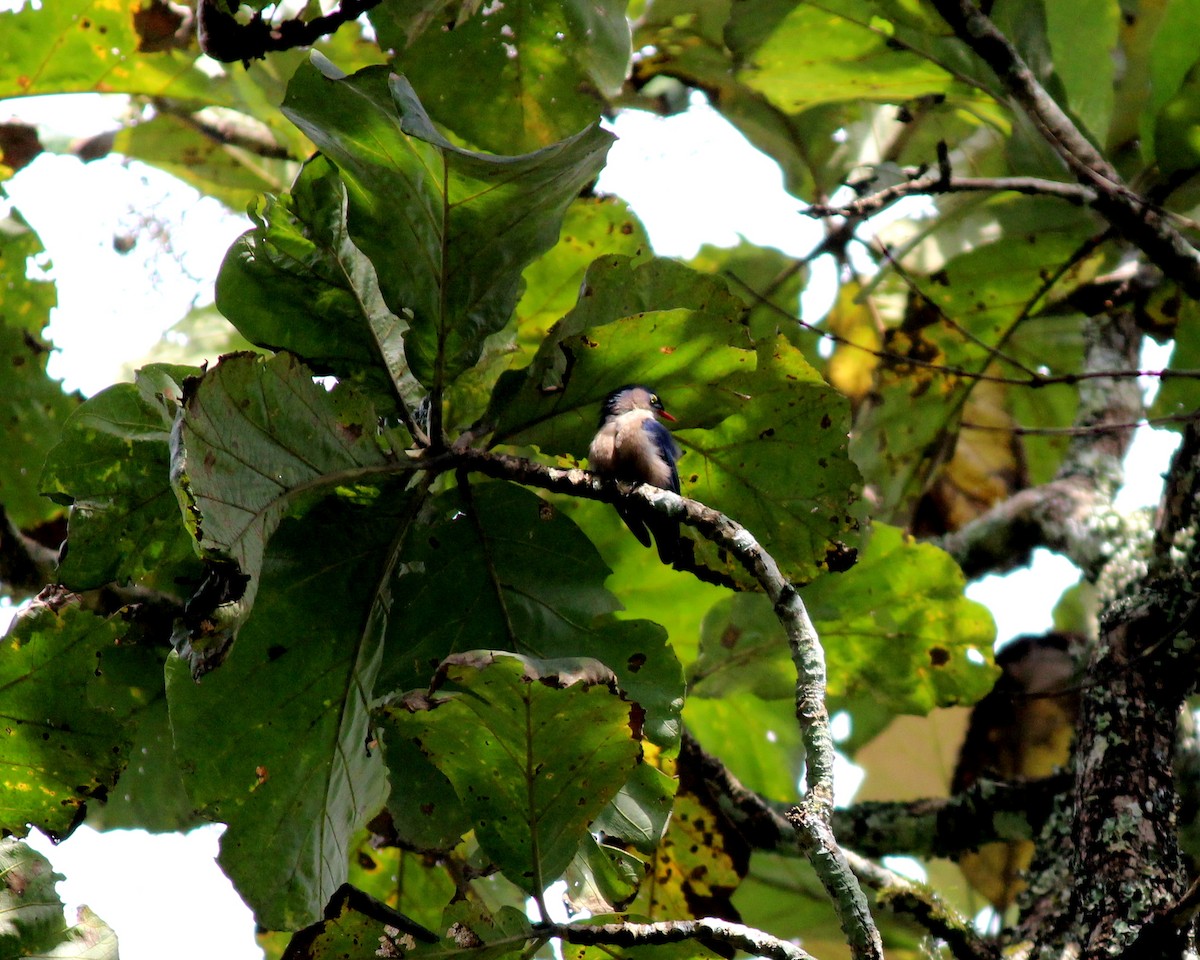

{"left": 643, "top": 419, "right": 681, "bottom": 493}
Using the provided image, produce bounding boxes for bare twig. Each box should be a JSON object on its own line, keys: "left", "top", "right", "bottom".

{"left": 805, "top": 171, "right": 1094, "bottom": 221}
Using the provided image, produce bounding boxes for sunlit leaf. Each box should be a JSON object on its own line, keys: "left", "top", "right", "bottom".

{"left": 0, "top": 599, "right": 129, "bottom": 838}
{"left": 170, "top": 351, "right": 395, "bottom": 669}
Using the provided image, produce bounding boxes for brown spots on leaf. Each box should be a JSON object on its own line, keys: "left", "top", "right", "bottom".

{"left": 929, "top": 646, "right": 950, "bottom": 667}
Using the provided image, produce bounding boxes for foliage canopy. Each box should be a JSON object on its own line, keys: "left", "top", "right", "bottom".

{"left": 2, "top": 2, "right": 1200, "bottom": 960}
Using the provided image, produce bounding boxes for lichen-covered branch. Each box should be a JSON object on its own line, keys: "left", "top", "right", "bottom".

{"left": 1066, "top": 422, "right": 1200, "bottom": 956}
{"left": 938, "top": 311, "right": 1144, "bottom": 579}
{"left": 444, "top": 447, "right": 882, "bottom": 960}
{"left": 679, "top": 730, "right": 1068, "bottom": 858}
{"left": 545, "top": 918, "right": 817, "bottom": 960}
{"left": 845, "top": 852, "right": 998, "bottom": 960}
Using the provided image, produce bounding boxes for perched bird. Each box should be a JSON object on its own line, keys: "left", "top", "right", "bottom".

{"left": 588, "top": 385, "right": 682, "bottom": 563}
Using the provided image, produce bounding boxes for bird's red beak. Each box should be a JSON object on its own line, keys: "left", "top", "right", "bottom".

{"left": 659, "top": 410, "right": 677, "bottom": 422}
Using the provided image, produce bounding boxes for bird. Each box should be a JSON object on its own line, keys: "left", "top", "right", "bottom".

{"left": 588, "top": 385, "right": 681, "bottom": 563}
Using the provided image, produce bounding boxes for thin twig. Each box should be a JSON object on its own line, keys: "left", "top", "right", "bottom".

{"left": 805, "top": 171, "right": 1095, "bottom": 221}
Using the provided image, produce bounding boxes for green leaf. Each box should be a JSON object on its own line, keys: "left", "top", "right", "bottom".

{"left": 592, "top": 761, "right": 677, "bottom": 855}
{"left": 380, "top": 481, "right": 684, "bottom": 748}
{"left": 1044, "top": 0, "right": 1118, "bottom": 142}
{"left": 0, "top": 839, "right": 65, "bottom": 955}
{"left": 371, "top": 0, "right": 630, "bottom": 153}
{"left": 164, "top": 481, "right": 420, "bottom": 930}
{"left": 1150, "top": 290, "right": 1200, "bottom": 427}
{"left": 388, "top": 651, "right": 642, "bottom": 895}
{"left": 280, "top": 54, "right": 613, "bottom": 391}
{"left": 41, "top": 364, "right": 200, "bottom": 592}
{"left": 0, "top": 320, "right": 78, "bottom": 529}
{"left": 563, "top": 835, "right": 644, "bottom": 913}
{"left": 170, "top": 351, "right": 394, "bottom": 668}
{"left": 376, "top": 725, "right": 472, "bottom": 852}
{"left": 0, "top": 1, "right": 222, "bottom": 100}
{"left": 215, "top": 155, "right": 416, "bottom": 415}
{"left": 0, "top": 218, "right": 73, "bottom": 532}
{"left": 491, "top": 256, "right": 864, "bottom": 586}
{"left": 682, "top": 695, "right": 804, "bottom": 803}
{"left": 731, "top": 0, "right": 956, "bottom": 114}
{"left": 346, "top": 835, "right": 457, "bottom": 934}
{"left": 0, "top": 600, "right": 130, "bottom": 838}
{"left": 687, "top": 524, "right": 996, "bottom": 746}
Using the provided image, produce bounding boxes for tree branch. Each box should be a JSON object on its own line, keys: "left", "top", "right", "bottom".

{"left": 442, "top": 447, "right": 883, "bottom": 959}
{"left": 805, "top": 170, "right": 1094, "bottom": 222}
{"left": 679, "top": 729, "right": 1069, "bottom": 859}
{"left": 545, "top": 918, "right": 817, "bottom": 960}
{"left": 937, "top": 311, "right": 1144, "bottom": 579}
{"left": 196, "top": 0, "right": 383, "bottom": 63}
{"left": 845, "top": 852, "right": 999, "bottom": 960}
{"left": 929, "top": 0, "right": 1200, "bottom": 299}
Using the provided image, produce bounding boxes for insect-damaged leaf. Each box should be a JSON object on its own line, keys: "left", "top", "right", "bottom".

{"left": 386, "top": 652, "right": 642, "bottom": 895}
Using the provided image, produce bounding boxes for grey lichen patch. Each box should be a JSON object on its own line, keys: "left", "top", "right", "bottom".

{"left": 1095, "top": 507, "right": 1154, "bottom": 605}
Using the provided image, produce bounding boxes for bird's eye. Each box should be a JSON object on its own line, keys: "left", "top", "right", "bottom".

{"left": 649, "top": 394, "right": 660, "bottom": 405}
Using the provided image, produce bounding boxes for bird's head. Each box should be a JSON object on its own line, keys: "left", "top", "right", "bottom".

{"left": 598, "top": 385, "right": 676, "bottom": 425}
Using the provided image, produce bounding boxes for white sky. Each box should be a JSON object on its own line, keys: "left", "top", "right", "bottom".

{"left": 1, "top": 88, "right": 1181, "bottom": 959}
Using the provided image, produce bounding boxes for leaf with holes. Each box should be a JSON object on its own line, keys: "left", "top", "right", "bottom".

{"left": 387, "top": 651, "right": 642, "bottom": 895}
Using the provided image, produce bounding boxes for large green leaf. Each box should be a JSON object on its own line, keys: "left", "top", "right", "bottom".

{"left": 730, "top": 0, "right": 958, "bottom": 113}
{"left": 41, "top": 364, "right": 200, "bottom": 592}
{"left": 1044, "top": 0, "right": 1118, "bottom": 143}
{"left": 0, "top": 600, "right": 130, "bottom": 838}
{"left": 216, "top": 154, "right": 415, "bottom": 415}
{"left": 280, "top": 54, "right": 613, "bottom": 393}
{"left": 0, "top": 0, "right": 218, "bottom": 100}
{"left": 0, "top": 217, "right": 73, "bottom": 531}
{"left": 379, "top": 481, "right": 684, "bottom": 748}
{"left": 372, "top": 0, "right": 630, "bottom": 154}
{"left": 164, "top": 480, "right": 422, "bottom": 930}
{"left": 387, "top": 651, "right": 642, "bottom": 895}
{"left": 170, "top": 351, "right": 396, "bottom": 669}
{"left": 688, "top": 524, "right": 996, "bottom": 746}
{"left": 490, "top": 256, "right": 864, "bottom": 586}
